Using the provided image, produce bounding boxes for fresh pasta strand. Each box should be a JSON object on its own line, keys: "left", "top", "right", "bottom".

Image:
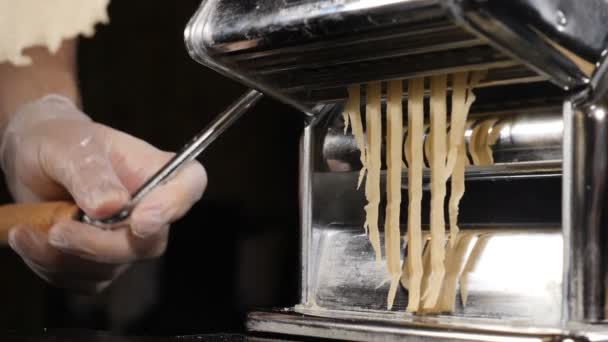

{"left": 385, "top": 80, "right": 404, "bottom": 310}
{"left": 464, "top": 71, "right": 486, "bottom": 165}
{"left": 445, "top": 72, "right": 469, "bottom": 180}
{"left": 445, "top": 72, "right": 471, "bottom": 247}
{"left": 460, "top": 234, "right": 491, "bottom": 306}
{"left": 342, "top": 103, "right": 350, "bottom": 133}
{"left": 401, "top": 236, "right": 411, "bottom": 290}
{"left": 345, "top": 72, "right": 485, "bottom": 315}
{"left": 486, "top": 119, "right": 506, "bottom": 165}
{"left": 345, "top": 85, "right": 368, "bottom": 189}
{"left": 469, "top": 118, "right": 497, "bottom": 166}
{"left": 469, "top": 70, "right": 487, "bottom": 93}
{"left": 404, "top": 77, "right": 425, "bottom": 312}
{"left": 424, "top": 124, "right": 432, "bottom": 169}
{"left": 414, "top": 124, "right": 431, "bottom": 169}
{"left": 422, "top": 74, "right": 448, "bottom": 310}
{"left": 436, "top": 233, "right": 477, "bottom": 312}
{"left": 364, "top": 82, "right": 383, "bottom": 262}
{"left": 448, "top": 123, "right": 470, "bottom": 247}
{"left": 447, "top": 71, "right": 482, "bottom": 243}
{"left": 419, "top": 233, "right": 434, "bottom": 308}
{"left": 402, "top": 232, "right": 430, "bottom": 287}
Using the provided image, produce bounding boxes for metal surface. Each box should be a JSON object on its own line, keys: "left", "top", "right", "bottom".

{"left": 81, "top": 89, "right": 263, "bottom": 229}
{"left": 563, "top": 55, "right": 608, "bottom": 323}
{"left": 451, "top": 0, "right": 603, "bottom": 90}
{"left": 182, "top": 0, "right": 608, "bottom": 336}
{"left": 322, "top": 105, "right": 563, "bottom": 172}
{"left": 490, "top": 111, "right": 563, "bottom": 163}
{"left": 248, "top": 310, "right": 608, "bottom": 342}
{"left": 289, "top": 99, "right": 571, "bottom": 336}
{"left": 304, "top": 228, "right": 562, "bottom": 322}
{"left": 296, "top": 103, "right": 564, "bottom": 326}
{"left": 183, "top": 0, "right": 530, "bottom": 110}
{"left": 184, "top": 0, "right": 608, "bottom": 113}
{"left": 299, "top": 122, "right": 315, "bottom": 305}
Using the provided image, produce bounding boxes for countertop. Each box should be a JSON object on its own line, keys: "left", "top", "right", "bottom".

{"left": 2, "top": 330, "right": 316, "bottom": 342}
{"left": 2, "top": 331, "right": 253, "bottom": 342}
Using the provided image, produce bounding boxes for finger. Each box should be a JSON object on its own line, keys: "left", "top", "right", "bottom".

{"left": 99, "top": 128, "right": 206, "bottom": 237}
{"left": 130, "top": 160, "right": 206, "bottom": 238}
{"left": 104, "top": 127, "right": 174, "bottom": 193}
{"left": 38, "top": 123, "right": 130, "bottom": 218}
{"left": 8, "top": 226, "right": 127, "bottom": 282}
{"left": 48, "top": 220, "right": 169, "bottom": 264}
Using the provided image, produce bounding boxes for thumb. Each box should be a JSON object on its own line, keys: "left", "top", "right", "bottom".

{"left": 39, "top": 124, "right": 130, "bottom": 218}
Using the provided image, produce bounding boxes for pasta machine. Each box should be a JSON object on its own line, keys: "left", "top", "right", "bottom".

{"left": 185, "top": 0, "right": 608, "bottom": 340}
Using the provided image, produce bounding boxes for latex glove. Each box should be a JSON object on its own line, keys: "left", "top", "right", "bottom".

{"left": 1, "top": 94, "right": 207, "bottom": 293}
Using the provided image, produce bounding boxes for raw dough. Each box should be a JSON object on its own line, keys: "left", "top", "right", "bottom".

{"left": 0, "top": 0, "right": 110, "bottom": 65}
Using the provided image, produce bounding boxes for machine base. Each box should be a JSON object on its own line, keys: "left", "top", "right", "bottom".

{"left": 247, "top": 309, "right": 608, "bottom": 342}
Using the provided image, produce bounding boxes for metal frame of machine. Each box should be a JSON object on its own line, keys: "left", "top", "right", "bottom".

{"left": 185, "top": 0, "right": 608, "bottom": 340}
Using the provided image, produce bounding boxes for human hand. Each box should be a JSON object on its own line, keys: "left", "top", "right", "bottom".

{"left": 0, "top": 94, "right": 207, "bottom": 293}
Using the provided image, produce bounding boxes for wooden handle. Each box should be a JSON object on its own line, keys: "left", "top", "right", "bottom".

{"left": 0, "top": 201, "right": 79, "bottom": 243}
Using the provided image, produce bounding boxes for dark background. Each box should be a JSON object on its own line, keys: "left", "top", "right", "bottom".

{"left": 0, "top": 0, "right": 302, "bottom": 336}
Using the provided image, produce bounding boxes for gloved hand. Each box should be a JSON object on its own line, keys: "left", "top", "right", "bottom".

{"left": 0, "top": 94, "right": 207, "bottom": 293}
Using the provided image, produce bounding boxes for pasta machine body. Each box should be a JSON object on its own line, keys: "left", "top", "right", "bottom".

{"left": 185, "top": 0, "right": 608, "bottom": 340}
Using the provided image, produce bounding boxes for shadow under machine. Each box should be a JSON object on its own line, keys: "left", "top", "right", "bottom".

{"left": 184, "top": 0, "right": 608, "bottom": 340}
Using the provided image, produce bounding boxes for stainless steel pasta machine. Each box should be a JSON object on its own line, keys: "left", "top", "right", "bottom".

{"left": 185, "top": 0, "right": 608, "bottom": 340}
